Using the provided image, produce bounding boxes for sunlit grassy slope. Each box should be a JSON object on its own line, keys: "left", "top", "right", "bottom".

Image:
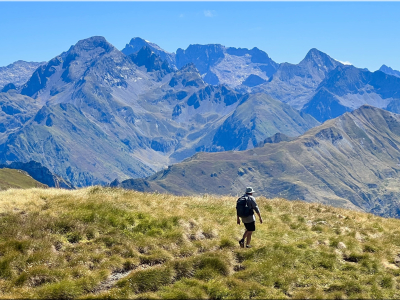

{"left": 1, "top": 187, "right": 400, "bottom": 299}
{"left": 0, "top": 168, "right": 47, "bottom": 190}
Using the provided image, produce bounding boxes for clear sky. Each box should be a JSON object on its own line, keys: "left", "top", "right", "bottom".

{"left": 1, "top": 2, "right": 400, "bottom": 72}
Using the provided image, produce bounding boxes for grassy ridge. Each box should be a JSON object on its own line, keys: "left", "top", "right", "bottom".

{"left": 1, "top": 187, "right": 400, "bottom": 299}
{"left": 0, "top": 168, "right": 47, "bottom": 190}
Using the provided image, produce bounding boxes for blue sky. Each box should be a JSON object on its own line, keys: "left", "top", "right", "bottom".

{"left": 1, "top": 2, "right": 400, "bottom": 71}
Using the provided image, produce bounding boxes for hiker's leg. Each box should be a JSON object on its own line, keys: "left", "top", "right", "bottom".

{"left": 242, "top": 230, "right": 248, "bottom": 240}
{"left": 246, "top": 231, "right": 253, "bottom": 245}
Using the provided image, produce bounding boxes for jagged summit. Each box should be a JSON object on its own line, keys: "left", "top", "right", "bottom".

{"left": 123, "top": 37, "right": 165, "bottom": 55}
{"left": 179, "top": 62, "right": 200, "bottom": 73}
{"left": 122, "top": 37, "right": 176, "bottom": 68}
{"left": 168, "top": 63, "right": 204, "bottom": 88}
{"left": 379, "top": 64, "right": 400, "bottom": 78}
{"left": 129, "top": 46, "right": 172, "bottom": 74}
{"left": 71, "top": 36, "right": 114, "bottom": 53}
{"left": 20, "top": 36, "right": 122, "bottom": 98}
{"left": 300, "top": 48, "right": 341, "bottom": 70}
{"left": 176, "top": 44, "right": 225, "bottom": 74}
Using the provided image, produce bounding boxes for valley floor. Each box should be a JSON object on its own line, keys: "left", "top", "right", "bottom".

{"left": 1, "top": 187, "right": 400, "bottom": 299}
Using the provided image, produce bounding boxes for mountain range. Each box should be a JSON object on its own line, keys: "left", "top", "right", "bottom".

{"left": 119, "top": 39, "right": 400, "bottom": 122}
{"left": 1, "top": 35, "right": 400, "bottom": 205}
{"left": 119, "top": 105, "right": 400, "bottom": 218}
{"left": 0, "top": 36, "right": 318, "bottom": 186}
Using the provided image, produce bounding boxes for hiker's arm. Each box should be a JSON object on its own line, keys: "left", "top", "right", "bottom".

{"left": 237, "top": 215, "right": 241, "bottom": 225}
{"left": 250, "top": 198, "right": 263, "bottom": 224}
{"left": 256, "top": 211, "right": 263, "bottom": 224}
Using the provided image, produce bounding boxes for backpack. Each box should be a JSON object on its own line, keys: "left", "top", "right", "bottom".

{"left": 236, "top": 195, "right": 254, "bottom": 217}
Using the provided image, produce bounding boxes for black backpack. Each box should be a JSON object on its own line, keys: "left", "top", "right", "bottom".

{"left": 236, "top": 195, "right": 254, "bottom": 217}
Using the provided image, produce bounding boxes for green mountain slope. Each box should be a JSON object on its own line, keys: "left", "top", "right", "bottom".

{"left": 1, "top": 187, "right": 400, "bottom": 299}
{"left": 0, "top": 168, "right": 47, "bottom": 190}
{"left": 0, "top": 103, "right": 153, "bottom": 186}
{"left": 120, "top": 105, "right": 400, "bottom": 218}
{"left": 212, "top": 93, "right": 319, "bottom": 151}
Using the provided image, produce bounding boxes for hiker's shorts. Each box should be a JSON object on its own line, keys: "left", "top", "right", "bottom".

{"left": 244, "top": 221, "right": 255, "bottom": 231}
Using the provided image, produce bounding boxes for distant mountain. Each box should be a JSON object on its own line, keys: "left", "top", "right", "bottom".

{"left": 302, "top": 65, "right": 400, "bottom": 122}
{"left": 0, "top": 60, "right": 45, "bottom": 90}
{"left": 175, "top": 44, "right": 279, "bottom": 86}
{"left": 121, "top": 37, "right": 176, "bottom": 69}
{"left": 212, "top": 93, "right": 319, "bottom": 151}
{"left": 245, "top": 48, "right": 343, "bottom": 109}
{"left": 0, "top": 36, "right": 318, "bottom": 186}
{"left": 118, "top": 105, "right": 400, "bottom": 218}
{"left": 379, "top": 64, "right": 400, "bottom": 78}
{"left": 3, "top": 37, "right": 161, "bottom": 186}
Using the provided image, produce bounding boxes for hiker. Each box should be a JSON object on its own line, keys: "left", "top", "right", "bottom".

{"left": 237, "top": 187, "right": 262, "bottom": 248}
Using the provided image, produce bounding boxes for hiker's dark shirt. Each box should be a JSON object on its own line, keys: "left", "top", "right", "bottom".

{"left": 239, "top": 194, "right": 260, "bottom": 223}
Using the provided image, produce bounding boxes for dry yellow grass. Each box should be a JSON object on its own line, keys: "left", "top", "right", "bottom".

{"left": 1, "top": 186, "right": 400, "bottom": 299}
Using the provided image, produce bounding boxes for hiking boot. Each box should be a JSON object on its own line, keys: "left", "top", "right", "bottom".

{"left": 239, "top": 239, "right": 244, "bottom": 248}
{"left": 246, "top": 245, "right": 252, "bottom": 248}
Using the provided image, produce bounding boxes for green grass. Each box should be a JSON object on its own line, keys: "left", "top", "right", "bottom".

{"left": 0, "top": 168, "right": 47, "bottom": 190}
{"left": 1, "top": 187, "right": 400, "bottom": 298}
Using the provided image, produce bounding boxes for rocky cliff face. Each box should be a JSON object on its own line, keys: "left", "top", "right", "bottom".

{"left": 302, "top": 66, "right": 400, "bottom": 122}
{"left": 129, "top": 46, "right": 172, "bottom": 76}
{"left": 0, "top": 60, "right": 46, "bottom": 90}
{"left": 245, "top": 48, "right": 343, "bottom": 109}
{"left": 0, "top": 91, "right": 41, "bottom": 143}
{"left": 175, "top": 44, "right": 279, "bottom": 87}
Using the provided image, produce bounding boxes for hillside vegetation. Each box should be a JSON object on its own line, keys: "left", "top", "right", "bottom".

{"left": 0, "top": 168, "right": 47, "bottom": 190}
{"left": 121, "top": 105, "right": 400, "bottom": 218}
{"left": 1, "top": 187, "right": 400, "bottom": 299}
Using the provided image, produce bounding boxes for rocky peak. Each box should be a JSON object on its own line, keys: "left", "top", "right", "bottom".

{"left": 180, "top": 63, "right": 200, "bottom": 73}
{"left": 130, "top": 46, "right": 172, "bottom": 74}
{"left": 1, "top": 83, "right": 17, "bottom": 93}
{"left": 379, "top": 64, "right": 400, "bottom": 78}
{"left": 62, "top": 36, "right": 115, "bottom": 69}
{"left": 122, "top": 37, "right": 176, "bottom": 68}
{"left": 299, "top": 48, "right": 341, "bottom": 71}
{"left": 169, "top": 63, "right": 204, "bottom": 88}
{"left": 122, "top": 37, "right": 164, "bottom": 55}
{"left": 71, "top": 36, "right": 114, "bottom": 54}
{"left": 176, "top": 44, "right": 225, "bottom": 74}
